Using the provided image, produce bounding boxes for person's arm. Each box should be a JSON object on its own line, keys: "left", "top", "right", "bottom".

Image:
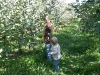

{"left": 50, "top": 45, "right": 60, "bottom": 55}
{"left": 50, "top": 49, "right": 58, "bottom": 55}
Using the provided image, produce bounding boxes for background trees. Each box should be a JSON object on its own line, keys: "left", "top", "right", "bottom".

{"left": 0, "top": 0, "right": 75, "bottom": 56}
{"left": 73, "top": 1, "right": 100, "bottom": 35}
{"left": 0, "top": 0, "right": 100, "bottom": 75}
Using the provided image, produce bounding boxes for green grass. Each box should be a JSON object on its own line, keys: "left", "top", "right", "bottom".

{"left": 0, "top": 20, "right": 100, "bottom": 75}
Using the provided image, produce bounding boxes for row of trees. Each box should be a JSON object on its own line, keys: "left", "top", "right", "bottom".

{"left": 0, "top": 0, "right": 75, "bottom": 56}
{"left": 76, "top": 0, "right": 100, "bottom": 3}
{"left": 71, "top": 1, "right": 100, "bottom": 54}
{"left": 73, "top": 1, "right": 100, "bottom": 35}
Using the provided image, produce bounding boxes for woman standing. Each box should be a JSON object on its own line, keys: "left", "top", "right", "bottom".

{"left": 44, "top": 14, "right": 53, "bottom": 61}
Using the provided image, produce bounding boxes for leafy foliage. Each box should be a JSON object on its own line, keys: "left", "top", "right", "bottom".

{"left": 0, "top": 0, "right": 75, "bottom": 56}
{"left": 0, "top": 18, "right": 100, "bottom": 75}
{"left": 73, "top": 2, "right": 100, "bottom": 36}
{"left": 0, "top": 0, "right": 100, "bottom": 75}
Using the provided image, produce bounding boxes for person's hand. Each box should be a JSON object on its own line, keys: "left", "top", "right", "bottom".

{"left": 45, "top": 16, "right": 48, "bottom": 20}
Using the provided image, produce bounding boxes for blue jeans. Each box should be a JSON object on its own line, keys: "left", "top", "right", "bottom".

{"left": 45, "top": 44, "right": 52, "bottom": 61}
{"left": 54, "top": 59, "right": 60, "bottom": 72}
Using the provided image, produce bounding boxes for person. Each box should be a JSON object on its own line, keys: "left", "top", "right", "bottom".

{"left": 43, "top": 14, "right": 53, "bottom": 61}
{"left": 48, "top": 36, "right": 62, "bottom": 72}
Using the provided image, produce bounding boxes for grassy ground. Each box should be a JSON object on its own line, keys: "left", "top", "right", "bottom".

{"left": 0, "top": 20, "right": 100, "bottom": 75}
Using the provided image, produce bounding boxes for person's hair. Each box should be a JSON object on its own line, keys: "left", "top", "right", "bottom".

{"left": 51, "top": 36, "right": 58, "bottom": 45}
{"left": 44, "top": 25, "right": 53, "bottom": 34}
